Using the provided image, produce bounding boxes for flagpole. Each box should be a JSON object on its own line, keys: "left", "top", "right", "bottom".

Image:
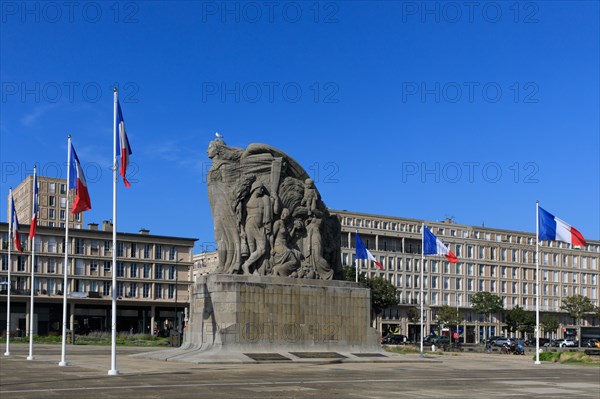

{"left": 355, "top": 230, "right": 358, "bottom": 283}
{"left": 4, "top": 188, "right": 13, "bottom": 357}
{"left": 109, "top": 88, "right": 119, "bottom": 375}
{"left": 535, "top": 201, "right": 540, "bottom": 364}
{"left": 27, "top": 166, "right": 37, "bottom": 361}
{"left": 59, "top": 136, "right": 72, "bottom": 367}
{"left": 419, "top": 222, "right": 424, "bottom": 357}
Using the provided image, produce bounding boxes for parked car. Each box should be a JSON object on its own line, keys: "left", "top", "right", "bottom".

{"left": 423, "top": 335, "right": 438, "bottom": 344}
{"left": 382, "top": 334, "right": 408, "bottom": 345}
{"left": 555, "top": 339, "right": 576, "bottom": 348}
{"left": 431, "top": 336, "right": 450, "bottom": 345}
{"left": 525, "top": 338, "right": 550, "bottom": 347}
{"left": 492, "top": 337, "right": 512, "bottom": 346}
{"left": 485, "top": 336, "right": 504, "bottom": 345}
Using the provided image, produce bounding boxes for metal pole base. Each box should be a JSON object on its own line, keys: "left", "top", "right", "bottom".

{"left": 58, "top": 361, "right": 68, "bottom": 367}
{"left": 418, "top": 352, "right": 425, "bottom": 359}
{"left": 534, "top": 361, "right": 541, "bottom": 365}
{"left": 3, "top": 352, "right": 10, "bottom": 357}
{"left": 26, "top": 356, "right": 34, "bottom": 361}
{"left": 108, "top": 369, "right": 119, "bottom": 376}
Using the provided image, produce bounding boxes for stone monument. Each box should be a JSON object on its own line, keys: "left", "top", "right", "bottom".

{"left": 140, "top": 138, "right": 382, "bottom": 362}
{"left": 206, "top": 138, "right": 342, "bottom": 280}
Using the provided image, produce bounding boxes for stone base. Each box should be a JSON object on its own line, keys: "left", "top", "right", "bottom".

{"left": 139, "top": 274, "right": 384, "bottom": 363}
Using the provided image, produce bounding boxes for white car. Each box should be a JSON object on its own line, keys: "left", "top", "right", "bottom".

{"left": 557, "top": 339, "right": 576, "bottom": 347}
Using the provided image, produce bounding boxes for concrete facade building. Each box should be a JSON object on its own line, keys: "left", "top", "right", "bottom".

{"left": 11, "top": 176, "right": 83, "bottom": 229}
{"left": 0, "top": 222, "right": 196, "bottom": 337}
{"left": 331, "top": 210, "right": 600, "bottom": 343}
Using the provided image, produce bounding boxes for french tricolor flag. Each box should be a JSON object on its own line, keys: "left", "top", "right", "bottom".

{"left": 539, "top": 207, "right": 586, "bottom": 247}
{"left": 116, "top": 99, "right": 133, "bottom": 187}
{"left": 423, "top": 226, "right": 458, "bottom": 263}
{"left": 29, "top": 169, "right": 38, "bottom": 238}
{"left": 355, "top": 232, "right": 384, "bottom": 269}
{"left": 11, "top": 195, "right": 23, "bottom": 252}
{"left": 69, "top": 144, "right": 92, "bottom": 214}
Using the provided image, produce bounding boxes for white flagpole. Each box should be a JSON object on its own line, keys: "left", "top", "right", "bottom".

{"left": 27, "top": 165, "right": 37, "bottom": 361}
{"left": 109, "top": 88, "right": 119, "bottom": 375}
{"left": 355, "top": 230, "right": 358, "bottom": 283}
{"left": 419, "top": 222, "right": 424, "bottom": 357}
{"left": 535, "top": 201, "right": 541, "bottom": 364}
{"left": 4, "top": 188, "right": 13, "bottom": 357}
{"left": 59, "top": 136, "right": 72, "bottom": 367}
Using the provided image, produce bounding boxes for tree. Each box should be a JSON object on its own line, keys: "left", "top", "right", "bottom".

{"left": 594, "top": 306, "right": 600, "bottom": 325}
{"left": 470, "top": 292, "right": 503, "bottom": 341}
{"left": 342, "top": 265, "right": 398, "bottom": 319}
{"left": 436, "top": 305, "right": 463, "bottom": 343}
{"left": 505, "top": 306, "right": 535, "bottom": 337}
{"left": 561, "top": 294, "right": 595, "bottom": 347}
{"left": 407, "top": 307, "right": 420, "bottom": 324}
{"left": 366, "top": 277, "right": 398, "bottom": 315}
{"left": 540, "top": 314, "right": 560, "bottom": 338}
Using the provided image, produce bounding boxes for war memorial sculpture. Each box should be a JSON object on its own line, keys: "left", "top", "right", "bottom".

{"left": 143, "top": 138, "right": 381, "bottom": 362}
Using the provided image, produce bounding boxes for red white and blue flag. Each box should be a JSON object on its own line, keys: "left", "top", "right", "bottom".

{"left": 69, "top": 144, "right": 92, "bottom": 214}
{"left": 116, "top": 99, "right": 133, "bottom": 187}
{"left": 355, "top": 232, "right": 384, "bottom": 269}
{"left": 539, "top": 207, "right": 586, "bottom": 247}
{"left": 11, "top": 195, "right": 23, "bottom": 252}
{"left": 423, "top": 226, "right": 458, "bottom": 263}
{"left": 30, "top": 171, "right": 38, "bottom": 238}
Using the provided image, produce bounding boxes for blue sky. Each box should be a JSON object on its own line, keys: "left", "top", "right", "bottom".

{"left": 1, "top": 1, "right": 598, "bottom": 251}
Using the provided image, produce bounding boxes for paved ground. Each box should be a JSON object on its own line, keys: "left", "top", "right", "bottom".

{"left": 1, "top": 344, "right": 599, "bottom": 398}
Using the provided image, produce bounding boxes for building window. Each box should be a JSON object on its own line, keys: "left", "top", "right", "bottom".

{"left": 143, "top": 264, "right": 151, "bottom": 278}
{"left": 60, "top": 183, "right": 66, "bottom": 194}
{"left": 48, "top": 195, "right": 55, "bottom": 206}
{"left": 143, "top": 244, "right": 150, "bottom": 259}
{"left": 59, "top": 210, "right": 66, "bottom": 220}
{"left": 75, "top": 238, "right": 85, "bottom": 254}
{"left": 49, "top": 182, "right": 56, "bottom": 193}
{"left": 60, "top": 197, "right": 67, "bottom": 208}
{"left": 168, "top": 285, "right": 175, "bottom": 299}
{"left": 143, "top": 283, "right": 150, "bottom": 298}
{"left": 169, "top": 246, "right": 176, "bottom": 261}
{"left": 104, "top": 261, "right": 111, "bottom": 273}
{"left": 117, "top": 241, "right": 124, "bottom": 257}
{"left": 129, "top": 283, "right": 137, "bottom": 297}
{"left": 49, "top": 209, "right": 55, "bottom": 219}
{"left": 1, "top": 255, "right": 7, "bottom": 270}
{"left": 131, "top": 243, "right": 137, "bottom": 258}
{"left": 18, "top": 256, "right": 26, "bottom": 272}
{"left": 154, "top": 284, "right": 162, "bottom": 299}
{"left": 74, "top": 213, "right": 81, "bottom": 221}
{"left": 155, "top": 245, "right": 162, "bottom": 260}
{"left": 90, "top": 261, "right": 98, "bottom": 273}
{"left": 116, "top": 282, "right": 124, "bottom": 297}
{"left": 169, "top": 265, "right": 176, "bottom": 280}
{"left": 155, "top": 265, "right": 163, "bottom": 279}
{"left": 130, "top": 263, "right": 137, "bottom": 278}
{"left": 103, "top": 281, "right": 111, "bottom": 296}
{"left": 117, "top": 262, "right": 125, "bottom": 277}
{"left": 104, "top": 241, "right": 111, "bottom": 253}
{"left": 456, "top": 278, "right": 462, "bottom": 290}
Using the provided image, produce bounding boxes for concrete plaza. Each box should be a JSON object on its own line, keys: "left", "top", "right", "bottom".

{"left": 1, "top": 344, "right": 599, "bottom": 398}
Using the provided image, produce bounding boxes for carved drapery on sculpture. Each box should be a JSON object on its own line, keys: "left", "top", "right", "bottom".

{"left": 207, "top": 139, "right": 342, "bottom": 280}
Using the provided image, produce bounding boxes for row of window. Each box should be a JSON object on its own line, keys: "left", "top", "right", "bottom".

{"left": 345, "top": 251, "right": 599, "bottom": 271}
{"left": 0, "top": 275, "right": 178, "bottom": 300}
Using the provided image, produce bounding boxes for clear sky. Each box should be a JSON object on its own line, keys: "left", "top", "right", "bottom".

{"left": 1, "top": 1, "right": 598, "bottom": 252}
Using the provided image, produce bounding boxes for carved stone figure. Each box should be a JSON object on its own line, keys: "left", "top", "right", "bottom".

{"left": 206, "top": 138, "right": 342, "bottom": 280}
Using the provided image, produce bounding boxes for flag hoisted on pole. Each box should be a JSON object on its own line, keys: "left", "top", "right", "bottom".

{"left": 60, "top": 136, "right": 93, "bottom": 367}
{"left": 109, "top": 88, "right": 133, "bottom": 376}
{"left": 4, "top": 189, "right": 22, "bottom": 357}
{"left": 534, "top": 203, "right": 586, "bottom": 365}
{"left": 27, "top": 166, "right": 38, "bottom": 361}
{"left": 420, "top": 225, "right": 459, "bottom": 357}
{"left": 355, "top": 232, "right": 383, "bottom": 282}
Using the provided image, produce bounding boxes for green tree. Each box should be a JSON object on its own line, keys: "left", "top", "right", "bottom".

{"left": 561, "top": 295, "right": 595, "bottom": 347}
{"left": 407, "top": 307, "right": 420, "bottom": 324}
{"left": 540, "top": 314, "right": 560, "bottom": 338}
{"left": 470, "top": 291, "right": 503, "bottom": 341}
{"left": 366, "top": 277, "right": 398, "bottom": 315}
{"left": 594, "top": 306, "right": 600, "bottom": 325}
{"left": 505, "top": 306, "right": 535, "bottom": 337}
{"left": 342, "top": 265, "right": 398, "bottom": 319}
{"left": 436, "top": 305, "right": 463, "bottom": 343}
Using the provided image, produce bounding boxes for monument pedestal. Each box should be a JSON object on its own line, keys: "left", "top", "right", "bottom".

{"left": 184, "top": 274, "right": 380, "bottom": 352}
{"left": 139, "top": 274, "right": 383, "bottom": 363}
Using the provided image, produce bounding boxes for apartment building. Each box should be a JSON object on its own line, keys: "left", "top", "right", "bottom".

{"left": 11, "top": 176, "right": 83, "bottom": 229}
{"left": 332, "top": 210, "right": 600, "bottom": 343}
{"left": 0, "top": 221, "right": 196, "bottom": 336}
